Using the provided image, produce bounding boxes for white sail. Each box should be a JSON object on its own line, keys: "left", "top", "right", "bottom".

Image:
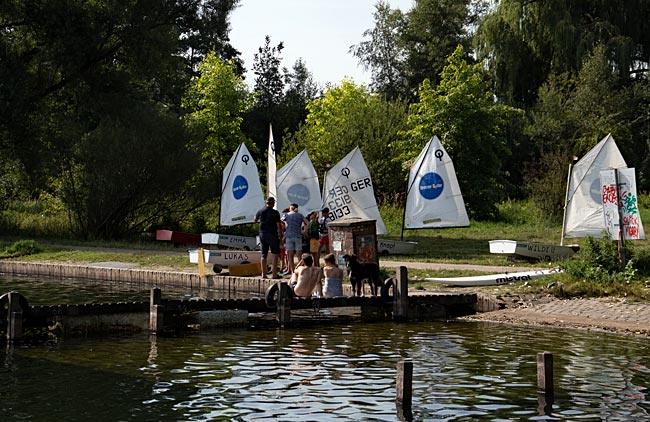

{"left": 562, "top": 133, "right": 627, "bottom": 239}
{"left": 220, "top": 143, "right": 264, "bottom": 225}
{"left": 405, "top": 135, "right": 469, "bottom": 228}
{"left": 276, "top": 149, "right": 321, "bottom": 214}
{"left": 267, "top": 124, "right": 277, "bottom": 205}
{"left": 322, "top": 147, "right": 387, "bottom": 234}
{"left": 600, "top": 168, "right": 645, "bottom": 240}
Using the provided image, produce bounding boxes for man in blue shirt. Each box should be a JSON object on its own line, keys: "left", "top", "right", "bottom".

{"left": 254, "top": 197, "right": 282, "bottom": 279}
{"left": 283, "top": 203, "right": 308, "bottom": 274}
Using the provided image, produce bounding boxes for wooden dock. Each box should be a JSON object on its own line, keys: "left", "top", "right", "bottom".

{"left": 0, "top": 263, "right": 478, "bottom": 342}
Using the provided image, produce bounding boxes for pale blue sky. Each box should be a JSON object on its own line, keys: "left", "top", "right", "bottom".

{"left": 229, "top": 0, "right": 414, "bottom": 87}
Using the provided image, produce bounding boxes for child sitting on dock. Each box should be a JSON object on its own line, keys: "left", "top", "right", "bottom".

{"left": 322, "top": 253, "right": 343, "bottom": 297}
{"left": 290, "top": 254, "right": 323, "bottom": 298}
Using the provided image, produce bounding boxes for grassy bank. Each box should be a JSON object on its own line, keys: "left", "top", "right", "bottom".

{"left": 3, "top": 198, "right": 650, "bottom": 300}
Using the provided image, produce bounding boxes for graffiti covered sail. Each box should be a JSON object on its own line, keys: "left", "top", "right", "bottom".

{"left": 600, "top": 168, "right": 645, "bottom": 240}
{"left": 220, "top": 143, "right": 264, "bottom": 225}
{"left": 562, "top": 133, "right": 627, "bottom": 241}
{"left": 404, "top": 135, "right": 469, "bottom": 229}
{"left": 322, "top": 147, "right": 387, "bottom": 234}
{"left": 276, "top": 149, "right": 321, "bottom": 214}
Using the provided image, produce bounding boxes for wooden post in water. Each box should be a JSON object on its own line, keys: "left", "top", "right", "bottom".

{"left": 394, "top": 266, "right": 409, "bottom": 322}
{"left": 537, "top": 352, "right": 554, "bottom": 393}
{"left": 277, "top": 282, "right": 291, "bottom": 326}
{"left": 150, "top": 288, "right": 164, "bottom": 334}
{"left": 7, "top": 292, "right": 24, "bottom": 342}
{"left": 396, "top": 359, "right": 413, "bottom": 421}
{"left": 197, "top": 247, "right": 206, "bottom": 277}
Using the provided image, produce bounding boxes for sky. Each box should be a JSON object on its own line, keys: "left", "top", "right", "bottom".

{"left": 229, "top": 0, "right": 414, "bottom": 88}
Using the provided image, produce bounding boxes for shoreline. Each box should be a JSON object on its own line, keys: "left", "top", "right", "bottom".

{"left": 3, "top": 259, "right": 650, "bottom": 337}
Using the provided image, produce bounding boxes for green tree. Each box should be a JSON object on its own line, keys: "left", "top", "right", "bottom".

{"left": 243, "top": 36, "right": 286, "bottom": 157}
{"left": 525, "top": 45, "right": 643, "bottom": 214}
{"left": 404, "top": 45, "right": 524, "bottom": 219}
{"left": 284, "top": 80, "right": 409, "bottom": 200}
{"left": 476, "top": 0, "right": 650, "bottom": 106}
{"left": 183, "top": 52, "right": 252, "bottom": 172}
{"left": 350, "top": 1, "right": 408, "bottom": 99}
{"left": 400, "top": 0, "right": 477, "bottom": 99}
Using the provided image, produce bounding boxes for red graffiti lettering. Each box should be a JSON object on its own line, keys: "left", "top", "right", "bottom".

{"left": 602, "top": 185, "right": 618, "bottom": 204}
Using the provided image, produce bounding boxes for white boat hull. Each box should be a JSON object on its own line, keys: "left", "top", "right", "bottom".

{"left": 377, "top": 239, "right": 417, "bottom": 255}
{"left": 188, "top": 249, "right": 261, "bottom": 267}
{"left": 489, "top": 240, "right": 578, "bottom": 261}
{"left": 201, "top": 233, "right": 260, "bottom": 250}
{"left": 425, "top": 268, "right": 562, "bottom": 287}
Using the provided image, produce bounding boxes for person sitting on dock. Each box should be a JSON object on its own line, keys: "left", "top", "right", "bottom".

{"left": 290, "top": 254, "right": 323, "bottom": 298}
{"left": 322, "top": 253, "right": 343, "bottom": 297}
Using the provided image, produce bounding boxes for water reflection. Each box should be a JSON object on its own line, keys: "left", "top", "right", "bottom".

{"left": 2, "top": 322, "right": 650, "bottom": 421}
{"left": 0, "top": 274, "right": 258, "bottom": 304}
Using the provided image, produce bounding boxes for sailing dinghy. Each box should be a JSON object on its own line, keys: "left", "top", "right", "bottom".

{"left": 276, "top": 149, "right": 322, "bottom": 214}
{"left": 322, "top": 147, "right": 387, "bottom": 234}
{"left": 191, "top": 143, "right": 265, "bottom": 271}
{"left": 381, "top": 135, "right": 470, "bottom": 254}
{"left": 491, "top": 133, "right": 644, "bottom": 261}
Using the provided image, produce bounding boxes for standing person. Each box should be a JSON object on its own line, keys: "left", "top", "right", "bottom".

{"left": 279, "top": 208, "right": 290, "bottom": 274}
{"left": 322, "top": 253, "right": 344, "bottom": 297}
{"left": 318, "top": 207, "right": 333, "bottom": 256}
{"left": 284, "top": 203, "right": 308, "bottom": 274}
{"left": 308, "top": 211, "right": 320, "bottom": 266}
{"left": 253, "top": 197, "right": 283, "bottom": 279}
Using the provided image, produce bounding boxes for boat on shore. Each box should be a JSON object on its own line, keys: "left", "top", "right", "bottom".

{"left": 188, "top": 249, "right": 261, "bottom": 273}
{"left": 425, "top": 268, "right": 562, "bottom": 287}
{"left": 489, "top": 240, "right": 578, "bottom": 261}
{"left": 377, "top": 239, "right": 418, "bottom": 256}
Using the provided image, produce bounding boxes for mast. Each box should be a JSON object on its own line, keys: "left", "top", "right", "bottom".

{"left": 560, "top": 162, "right": 574, "bottom": 246}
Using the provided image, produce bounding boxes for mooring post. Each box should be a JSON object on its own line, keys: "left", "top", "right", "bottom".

{"left": 150, "top": 288, "right": 164, "bottom": 334}
{"left": 7, "top": 291, "right": 24, "bottom": 342}
{"left": 276, "top": 282, "right": 291, "bottom": 326}
{"left": 396, "top": 359, "right": 413, "bottom": 421}
{"left": 197, "top": 247, "right": 205, "bottom": 277}
{"left": 394, "top": 266, "right": 409, "bottom": 322}
{"left": 537, "top": 352, "right": 554, "bottom": 393}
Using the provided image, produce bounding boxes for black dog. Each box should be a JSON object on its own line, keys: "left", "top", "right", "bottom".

{"left": 342, "top": 254, "right": 381, "bottom": 296}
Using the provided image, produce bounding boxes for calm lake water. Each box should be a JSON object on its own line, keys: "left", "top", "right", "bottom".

{"left": 1, "top": 275, "right": 650, "bottom": 421}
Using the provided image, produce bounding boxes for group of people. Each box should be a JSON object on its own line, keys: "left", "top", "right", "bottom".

{"left": 253, "top": 197, "right": 342, "bottom": 297}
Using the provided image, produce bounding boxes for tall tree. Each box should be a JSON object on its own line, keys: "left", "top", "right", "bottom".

{"left": 404, "top": 45, "right": 524, "bottom": 219}
{"left": 0, "top": 0, "right": 241, "bottom": 237}
{"left": 284, "top": 80, "right": 409, "bottom": 201}
{"left": 476, "top": 0, "right": 650, "bottom": 106}
{"left": 350, "top": 1, "right": 408, "bottom": 99}
{"left": 243, "top": 36, "right": 286, "bottom": 155}
{"left": 400, "top": 0, "right": 477, "bottom": 99}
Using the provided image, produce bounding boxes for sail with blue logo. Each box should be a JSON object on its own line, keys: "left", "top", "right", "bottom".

{"left": 322, "top": 147, "right": 388, "bottom": 234}
{"left": 404, "top": 135, "right": 469, "bottom": 229}
{"left": 276, "top": 149, "right": 321, "bottom": 214}
{"left": 220, "top": 143, "right": 265, "bottom": 226}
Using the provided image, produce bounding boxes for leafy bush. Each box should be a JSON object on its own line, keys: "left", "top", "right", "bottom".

{"left": 3, "top": 240, "right": 43, "bottom": 258}
{"left": 556, "top": 236, "right": 650, "bottom": 298}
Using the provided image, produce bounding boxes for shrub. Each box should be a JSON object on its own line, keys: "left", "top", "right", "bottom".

{"left": 3, "top": 240, "right": 43, "bottom": 258}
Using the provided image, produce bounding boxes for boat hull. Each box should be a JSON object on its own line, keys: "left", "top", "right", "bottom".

{"left": 425, "top": 268, "right": 562, "bottom": 287}
{"left": 188, "top": 249, "right": 261, "bottom": 267}
{"left": 377, "top": 239, "right": 417, "bottom": 255}
{"left": 489, "top": 240, "right": 578, "bottom": 261}
{"left": 201, "top": 233, "right": 260, "bottom": 251}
